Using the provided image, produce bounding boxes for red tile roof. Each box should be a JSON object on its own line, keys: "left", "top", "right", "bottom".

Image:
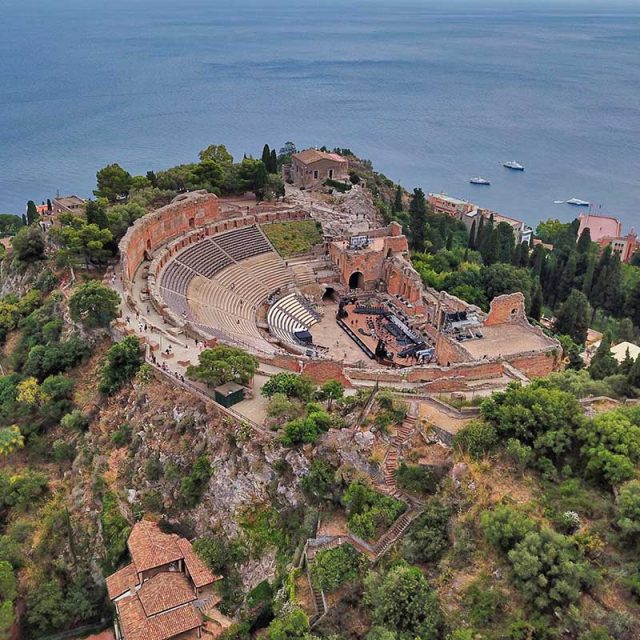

{"left": 175, "top": 538, "right": 219, "bottom": 589}
{"left": 106, "top": 564, "right": 138, "bottom": 600}
{"left": 138, "top": 572, "right": 195, "bottom": 617}
{"left": 127, "top": 521, "right": 183, "bottom": 573}
{"left": 293, "top": 149, "right": 347, "bottom": 165}
{"left": 117, "top": 594, "right": 201, "bottom": 640}
{"left": 150, "top": 604, "right": 201, "bottom": 640}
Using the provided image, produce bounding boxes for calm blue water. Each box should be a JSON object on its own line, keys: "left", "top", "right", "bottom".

{"left": 1, "top": 0, "right": 639, "bottom": 230}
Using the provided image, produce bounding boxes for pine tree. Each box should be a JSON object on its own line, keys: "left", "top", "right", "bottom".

{"left": 393, "top": 185, "right": 403, "bottom": 213}
{"left": 85, "top": 200, "right": 109, "bottom": 229}
{"left": 468, "top": 220, "right": 477, "bottom": 250}
{"left": 408, "top": 188, "right": 427, "bottom": 252}
{"left": 589, "top": 334, "right": 618, "bottom": 380}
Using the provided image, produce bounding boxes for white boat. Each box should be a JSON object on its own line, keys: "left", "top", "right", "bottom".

{"left": 553, "top": 200, "right": 565, "bottom": 204}
{"left": 503, "top": 160, "right": 525, "bottom": 171}
{"left": 566, "top": 198, "right": 590, "bottom": 206}
{"left": 470, "top": 176, "right": 491, "bottom": 185}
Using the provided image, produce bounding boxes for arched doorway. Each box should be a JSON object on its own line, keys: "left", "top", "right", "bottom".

{"left": 322, "top": 287, "right": 337, "bottom": 302}
{"left": 349, "top": 271, "right": 364, "bottom": 290}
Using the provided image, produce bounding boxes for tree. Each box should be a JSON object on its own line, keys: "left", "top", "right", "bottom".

{"left": 364, "top": 562, "right": 445, "bottom": 640}
{"left": 403, "top": 500, "right": 450, "bottom": 563}
{"left": 578, "top": 410, "right": 640, "bottom": 486}
{"left": 624, "top": 281, "right": 640, "bottom": 329}
{"left": 393, "top": 185, "right": 403, "bottom": 213}
{"left": 277, "top": 141, "right": 297, "bottom": 162}
{"left": 11, "top": 226, "right": 46, "bottom": 262}
{"left": 69, "top": 281, "right": 120, "bottom": 328}
{"left": 99, "top": 336, "right": 143, "bottom": 394}
{"left": 0, "top": 425, "right": 24, "bottom": 456}
{"left": 85, "top": 199, "right": 109, "bottom": 229}
{"left": 557, "top": 253, "right": 577, "bottom": 303}
{"left": 267, "top": 607, "right": 310, "bottom": 640}
{"left": 26, "top": 200, "right": 39, "bottom": 225}
{"left": 320, "top": 379, "right": 344, "bottom": 410}
{"left": 617, "top": 480, "right": 640, "bottom": 544}
{"left": 554, "top": 289, "right": 591, "bottom": 345}
{"left": 261, "top": 144, "right": 272, "bottom": 168}
{"left": 453, "top": 420, "right": 498, "bottom": 459}
{"left": 481, "top": 505, "right": 536, "bottom": 553}
{"left": 468, "top": 219, "right": 477, "bottom": 250}
{"left": 577, "top": 228, "right": 592, "bottom": 254}
{"left": 51, "top": 216, "right": 113, "bottom": 267}
{"left": 187, "top": 345, "right": 258, "bottom": 387}
{"left": 481, "top": 263, "right": 532, "bottom": 307}
{"left": 409, "top": 188, "right": 427, "bottom": 252}
{"left": 507, "top": 528, "right": 593, "bottom": 611}
{"left": 199, "top": 144, "right": 234, "bottom": 167}
{"left": 530, "top": 278, "right": 543, "bottom": 321}
{"left": 481, "top": 382, "right": 585, "bottom": 463}
{"left": 94, "top": 163, "right": 133, "bottom": 202}
{"left": 588, "top": 334, "right": 618, "bottom": 380}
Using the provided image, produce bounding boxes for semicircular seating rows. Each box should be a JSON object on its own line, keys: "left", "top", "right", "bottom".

{"left": 267, "top": 293, "right": 320, "bottom": 347}
{"left": 158, "top": 225, "right": 292, "bottom": 353}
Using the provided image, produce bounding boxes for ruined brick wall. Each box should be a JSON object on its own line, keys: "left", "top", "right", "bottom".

{"left": 384, "top": 257, "right": 424, "bottom": 308}
{"left": 508, "top": 350, "right": 560, "bottom": 378}
{"left": 302, "top": 360, "right": 351, "bottom": 387}
{"left": 434, "top": 333, "right": 471, "bottom": 366}
{"left": 120, "top": 191, "right": 220, "bottom": 282}
{"left": 485, "top": 292, "right": 526, "bottom": 326}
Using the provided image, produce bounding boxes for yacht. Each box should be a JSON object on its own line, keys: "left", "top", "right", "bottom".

{"left": 503, "top": 160, "right": 525, "bottom": 171}
{"left": 566, "top": 198, "right": 590, "bottom": 207}
{"left": 470, "top": 176, "right": 491, "bottom": 185}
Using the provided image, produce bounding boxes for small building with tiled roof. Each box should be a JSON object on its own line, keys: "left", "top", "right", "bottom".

{"left": 106, "top": 520, "right": 222, "bottom": 640}
{"left": 288, "top": 149, "right": 349, "bottom": 189}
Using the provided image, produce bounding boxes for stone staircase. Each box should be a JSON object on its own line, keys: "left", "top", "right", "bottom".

{"left": 372, "top": 509, "right": 418, "bottom": 558}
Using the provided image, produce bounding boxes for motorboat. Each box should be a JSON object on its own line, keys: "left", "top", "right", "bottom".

{"left": 470, "top": 176, "right": 491, "bottom": 185}
{"left": 503, "top": 160, "right": 525, "bottom": 171}
{"left": 566, "top": 198, "right": 590, "bottom": 206}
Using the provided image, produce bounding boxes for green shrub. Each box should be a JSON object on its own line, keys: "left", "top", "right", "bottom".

{"left": 343, "top": 481, "right": 405, "bottom": 541}
{"left": 395, "top": 463, "right": 443, "bottom": 496}
{"left": 325, "top": 179, "right": 352, "bottom": 193}
{"left": 404, "top": 500, "right": 450, "bottom": 563}
{"left": 453, "top": 420, "right": 498, "bottom": 459}
{"left": 179, "top": 456, "right": 212, "bottom": 508}
{"left": 100, "top": 491, "right": 131, "bottom": 571}
{"left": 463, "top": 574, "right": 506, "bottom": 627}
{"left": 111, "top": 423, "right": 132, "bottom": 447}
{"left": 312, "top": 544, "right": 366, "bottom": 592}
{"left": 99, "top": 336, "right": 142, "bottom": 395}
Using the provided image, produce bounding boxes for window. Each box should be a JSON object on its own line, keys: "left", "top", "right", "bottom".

{"left": 313, "top": 170, "right": 319, "bottom": 179}
{"left": 328, "top": 169, "right": 334, "bottom": 179}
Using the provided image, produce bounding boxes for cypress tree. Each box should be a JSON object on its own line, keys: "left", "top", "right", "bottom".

{"left": 554, "top": 289, "right": 591, "bottom": 344}
{"left": 530, "top": 243, "right": 546, "bottom": 276}
{"left": 21, "top": 214, "right": 27, "bottom": 226}
{"left": 46, "top": 198, "right": 52, "bottom": 212}
{"left": 445, "top": 233, "right": 453, "bottom": 250}
{"left": 475, "top": 216, "right": 485, "bottom": 253}
{"left": 628, "top": 355, "right": 640, "bottom": 388}
{"left": 620, "top": 348, "right": 635, "bottom": 376}
{"left": 26, "top": 200, "right": 38, "bottom": 225}
{"left": 261, "top": 144, "right": 271, "bottom": 168}
{"left": 577, "top": 228, "right": 592, "bottom": 254}
{"left": 408, "top": 188, "right": 427, "bottom": 252}
{"left": 468, "top": 220, "right": 477, "bottom": 250}
{"left": 589, "top": 334, "right": 618, "bottom": 380}
{"left": 393, "top": 185, "right": 403, "bottom": 213}
{"left": 518, "top": 241, "right": 530, "bottom": 267}
{"left": 581, "top": 255, "right": 595, "bottom": 299}
{"left": 270, "top": 149, "right": 278, "bottom": 173}
{"left": 483, "top": 229, "right": 499, "bottom": 266}
{"left": 530, "top": 278, "right": 543, "bottom": 321}
{"left": 624, "top": 281, "right": 640, "bottom": 328}
{"left": 557, "top": 253, "right": 577, "bottom": 304}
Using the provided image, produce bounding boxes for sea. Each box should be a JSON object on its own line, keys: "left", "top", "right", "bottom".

{"left": 1, "top": 0, "right": 639, "bottom": 231}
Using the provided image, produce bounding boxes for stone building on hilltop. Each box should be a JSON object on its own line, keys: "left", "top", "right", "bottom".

{"left": 288, "top": 149, "right": 349, "bottom": 189}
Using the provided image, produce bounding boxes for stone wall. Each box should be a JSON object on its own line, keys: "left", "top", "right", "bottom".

{"left": 120, "top": 191, "right": 221, "bottom": 283}
{"left": 485, "top": 291, "right": 527, "bottom": 326}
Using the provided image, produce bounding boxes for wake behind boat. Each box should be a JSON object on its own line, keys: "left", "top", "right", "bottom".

{"left": 503, "top": 160, "right": 524, "bottom": 171}
{"left": 470, "top": 176, "right": 491, "bottom": 185}
{"left": 566, "top": 197, "right": 590, "bottom": 206}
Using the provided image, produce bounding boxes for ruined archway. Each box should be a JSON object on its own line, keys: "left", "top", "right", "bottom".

{"left": 322, "top": 287, "right": 337, "bottom": 302}
{"left": 349, "top": 271, "right": 364, "bottom": 290}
